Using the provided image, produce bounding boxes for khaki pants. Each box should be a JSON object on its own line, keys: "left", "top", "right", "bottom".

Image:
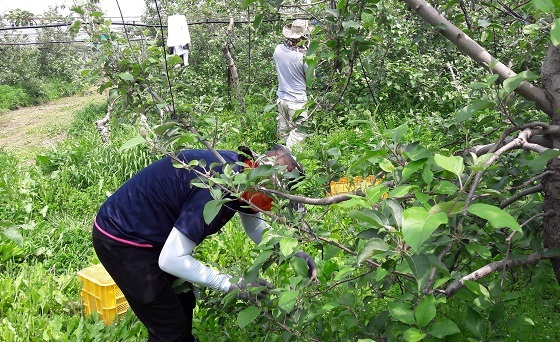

{"left": 277, "top": 98, "right": 308, "bottom": 149}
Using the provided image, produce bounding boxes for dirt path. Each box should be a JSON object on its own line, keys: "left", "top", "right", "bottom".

{"left": 0, "top": 92, "right": 105, "bottom": 161}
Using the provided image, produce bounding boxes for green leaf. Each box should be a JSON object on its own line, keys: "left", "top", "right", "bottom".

{"left": 237, "top": 306, "right": 261, "bottom": 328}
{"left": 278, "top": 290, "right": 299, "bottom": 313}
{"left": 153, "top": 122, "right": 177, "bottom": 135}
{"left": 465, "top": 306, "right": 486, "bottom": 338}
{"left": 384, "top": 123, "right": 408, "bottom": 142}
{"left": 290, "top": 257, "right": 308, "bottom": 278}
{"left": 168, "top": 55, "right": 184, "bottom": 66}
{"left": 365, "top": 185, "right": 389, "bottom": 204}
{"left": 342, "top": 21, "right": 361, "bottom": 29}
{"left": 422, "top": 164, "right": 433, "bottom": 184}
{"left": 532, "top": 0, "right": 556, "bottom": 13}
{"left": 469, "top": 153, "right": 495, "bottom": 171}
{"left": 375, "top": 267, "right": 389, "bottom": 281}
{"left": 388, "top": 185, "right": 413, "bottom": 198}
{"left": 455, "top": 100, "right": 495, "bottom": 122}
{"left": 71, "top": 6, "right": 85, "bottom": 15}
{"left": 241, "top": 0, "right": 259, "bottom": 8}
{"left": 427, "top": 254, "right": 450, "bottom": 276}
{"left": 415, "top": 295, "right": 436, "bottom": 328}
{"left": 433, "top": 180, "right": 459, "bottom": 195}
{"left": 503, "top": 70, "right": 538, "bottom": 93}
{"left": 247, "top": 164, "right": 276, "bottom": 182}
{"left": 434, "top": 154, "right": 464, "bottom": 178}
{"left": 252, "top": 13, "right": 264, "bottom": 29}
{"left": 379, "top": 158, "right": 394, "bottom": 172}
{"left": 349, "top": 150, "right": 386, "bottom": 172}
{"left": 335, "top": 195, "right": 370, "bottom": 209}
{"left": 465, "top": 244, "right": 491, "bottom": 259}
{"left": 252, "top": 250, "right": 273, "bottom": 268}
{"left": 427, "top": 319, "right": 461, "bottom": 338}
{"left": 552, "top": 19, "right": 560, "bottom": 45}
{"left": 116, "top": 72, "right": 134, "bottom": 82}
{"left": 388, "top": 302, "right": 416, "bottom": 325}
{"left": 405, "top": 254, "right": 432, "bottom": 291}
{"left": 467, "top": 203, "right": 521, "bottom": 232}
{"left": 119, "top": 135, "right": 145, "bottom": 151}
{"left": 509, "top": 314, "right": 535, "bottom": 326}
{"left": 529, "top": 148, "right": 560, "bottom": 172}
{"left": 430, "top": 201, "right": 465, "bottom": 216}
{"left": 489, "top": 301, "right": 505, "bottom": 324}
{"left": 279, "top": 237, "right": 298, "bottom": 257}
{"left": 523, "top": 23, "right": 542, "bottom": 35}
{"left": 358, "top": 238, "right": 389, "bottom": 264}
{"left": 404, "top": 143, "right": 432, "bottom": 161}
{"left": 263, "top": 103, "right": 276, "bottom": 113}
{"left": 402, "top": 159, "right": 427, "bottom": 181}
{"left": 463, "top": 280, "right": 491, "bottom": 298}
{"left": 334, "top": 267, "right": 354, "bottom": 281}
{"left": 203, "top": 200, "right": 222, "bottom": 224}
{"left": 362, "top": 12, "right": 375, "bottom": 29}
{"left": 402, "top": 207, "right": 448, "bottom": 252}
{"left": 307, "top": 41, "right": 320, "bottom": 56}
{"left": 403, "top": 327, "right": 426, "bottom": 342}
{"left": 348, "top": 210, "right": 383, "bottom": 228}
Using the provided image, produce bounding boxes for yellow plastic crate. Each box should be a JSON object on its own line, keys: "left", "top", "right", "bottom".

{"left": 77, "top": 264, "right": 129, "bottom": 325}
{"left": 329, "top": 175, "right": 382, "bottom": 195}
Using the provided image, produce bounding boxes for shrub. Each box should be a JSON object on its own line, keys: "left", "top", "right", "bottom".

{"left": 0, "top": 85, "right": 31, "bottom": 111}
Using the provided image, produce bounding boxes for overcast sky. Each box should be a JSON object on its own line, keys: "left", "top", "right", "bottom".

{"left": 0, "top": 0, "right": 145, "bottom": 18}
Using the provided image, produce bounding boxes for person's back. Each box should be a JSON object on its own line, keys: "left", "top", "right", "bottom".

{"left": 274, "top": 43, "right": 307, "bottom": 103}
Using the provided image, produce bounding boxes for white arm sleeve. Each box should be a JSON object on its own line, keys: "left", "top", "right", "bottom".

{"left": 239, "top": 212, "right": 270, "bottom": 245}
{"left": 158, "top": 228, "right": 231, "bottom": 292}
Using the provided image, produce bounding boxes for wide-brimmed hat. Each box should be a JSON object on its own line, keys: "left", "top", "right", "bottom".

{"left": 282, "top": 19, "right": 311, "bottom": 39}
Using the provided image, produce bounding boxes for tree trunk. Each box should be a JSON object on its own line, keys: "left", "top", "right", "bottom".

{"left": 543, "top": 158, "right": 560, "bottom": 283}
{"left": 541, "top": 43, "right": 560, "bottom": 283}
{"left": 221, "top": 42, "right": 246, "bottom": 113}
{"left": 221, "top": 17, "right": 246, "bottom": 113}
{"left": 541, "top": 44, "right": 560, "bottom": 124}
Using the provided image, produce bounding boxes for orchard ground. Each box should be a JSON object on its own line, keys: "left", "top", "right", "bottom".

{"left": 0, "top": 91, "right": 104, "bottom": 162}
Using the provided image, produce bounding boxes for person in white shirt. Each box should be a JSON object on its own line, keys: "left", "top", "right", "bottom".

{"left": 273, "top": 20, "right": 312, "bottom": 149}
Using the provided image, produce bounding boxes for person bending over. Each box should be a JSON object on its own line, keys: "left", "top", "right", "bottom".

{"left": 92, "top": 144, "right": 311, "bottom": 341}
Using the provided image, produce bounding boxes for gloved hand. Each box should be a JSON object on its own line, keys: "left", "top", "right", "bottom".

{"left": 294, "top": 251, "right": 319, "bottom": 283}
{"left": 228, "top": 277, "right": 274, "bottom": 300}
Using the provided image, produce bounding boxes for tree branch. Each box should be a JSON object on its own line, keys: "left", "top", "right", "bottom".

{"left": 403, "top": 0, "right": 553, "bottom": 116}
{"left": 444, "top": 249, "right": 560, "bottom": 297}
{"left": 500, "top": 184, "right": 543, "bottom": 209}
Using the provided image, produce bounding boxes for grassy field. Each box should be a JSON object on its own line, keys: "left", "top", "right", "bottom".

{"left": 1, "top": 96, "right": 560, "bottom": 341}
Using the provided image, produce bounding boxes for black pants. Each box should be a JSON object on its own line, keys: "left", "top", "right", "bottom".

{"left": 92, "top": 226, "right": 196, "bottom": 342}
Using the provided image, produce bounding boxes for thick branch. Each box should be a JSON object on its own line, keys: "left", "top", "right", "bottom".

{"left": 403, "top": 0, "right": 553, "bottom": 116}
{"left": 465, "top": 129, "right": 537, "bottom": 207}
{"left": 95, "top": 95, "right": 120, "bottom": 142}
{"left": 445, "top": 250, "right": 560, "bottom": 297}
{"left": 222, "top": 17, "right": 246, "bottom": 113}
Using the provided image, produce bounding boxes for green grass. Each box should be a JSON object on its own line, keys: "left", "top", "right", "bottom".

{"left": 2, "top": 95, "right": 560, "bottom": 341}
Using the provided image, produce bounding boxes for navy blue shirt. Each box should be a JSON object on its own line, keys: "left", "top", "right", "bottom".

{"left": 95, "top": 150, "right": 254, "bottom": 248}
